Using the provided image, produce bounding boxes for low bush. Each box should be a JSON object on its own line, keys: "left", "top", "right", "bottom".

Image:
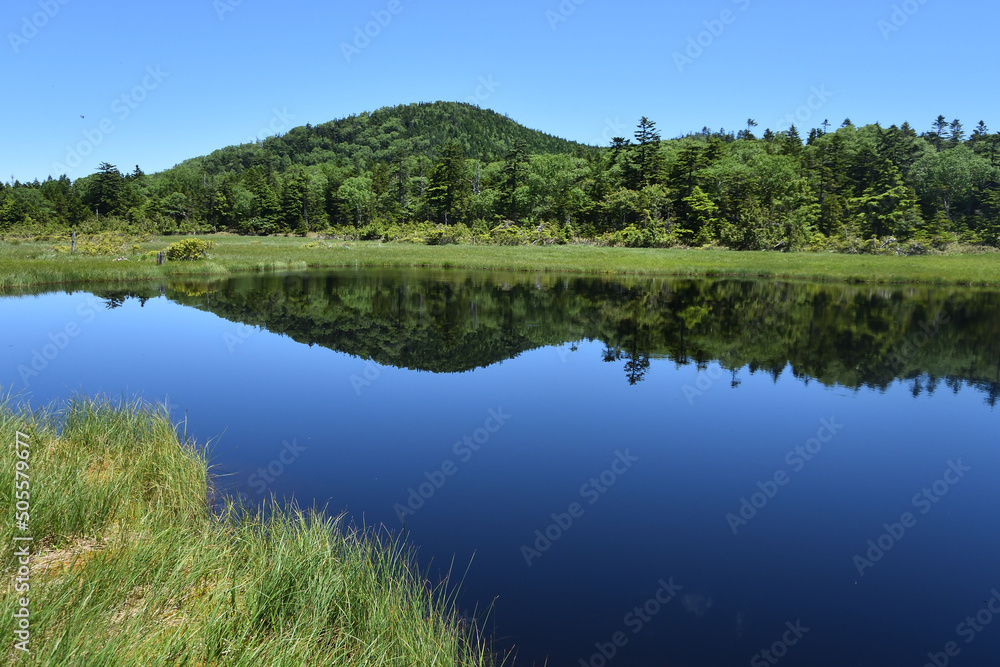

{"left": 165, "top": 238, "right": 216, "bottom": 261}
{"left": 51, "top": 233, "right": 151, "bottom": 256}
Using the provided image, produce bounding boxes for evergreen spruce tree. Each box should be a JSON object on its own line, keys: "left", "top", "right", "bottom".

{"left": 427, "top": 141, "right": 468, "bottom": 225}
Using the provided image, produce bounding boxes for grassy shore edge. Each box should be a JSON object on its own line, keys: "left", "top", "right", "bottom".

{"left": 2, "top": 236, "right": 1000, "bottom": 289}
{"left": 1, "top": 396, "right": 499, "bottom": 666}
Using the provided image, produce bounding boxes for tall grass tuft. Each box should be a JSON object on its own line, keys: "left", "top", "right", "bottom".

{"left": 0, "top": 396, "right": 500, "bottom": 666}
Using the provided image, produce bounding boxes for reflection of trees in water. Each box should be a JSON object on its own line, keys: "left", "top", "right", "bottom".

{"left": 89, "top": 270, "right": 1000, "bottom": 400}
{"left": 99, "top": 291, "right": 151, "bottom": 309}
{"left": 602, "top": 345, "right": 650, "bottom": 385}
{"left": 623, "top": 353, "right": 651, "bottom": 386}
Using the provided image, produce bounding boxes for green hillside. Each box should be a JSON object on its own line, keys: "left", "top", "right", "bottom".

{"left": 171, "top": 101, "right": 587, "bottom": 178}
{"left": 3, "top": 105, "right": 998, "bottom": 252}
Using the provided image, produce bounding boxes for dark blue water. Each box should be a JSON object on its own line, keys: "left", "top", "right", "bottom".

{"left": 2, "top": 271, "right": 999, "bottom": 666}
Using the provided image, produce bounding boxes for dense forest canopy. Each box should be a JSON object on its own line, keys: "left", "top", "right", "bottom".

{"left": 3, "top": 102, "right": 999, "bottom": 251}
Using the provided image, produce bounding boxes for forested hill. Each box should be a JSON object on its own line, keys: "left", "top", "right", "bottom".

{"left": 3, "top": 105, "right": 999, "bottom": 252}
{"left": 172, "top": 101, "right": 586, "bottom": 178}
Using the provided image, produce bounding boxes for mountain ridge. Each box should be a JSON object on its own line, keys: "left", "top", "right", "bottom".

{"left": 167, "top": 101, "right": 590, "bottom": 179}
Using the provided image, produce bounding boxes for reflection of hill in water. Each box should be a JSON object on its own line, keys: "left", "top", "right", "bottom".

{"left": 149, "top": 270, "right": 1000, "bottom": 402}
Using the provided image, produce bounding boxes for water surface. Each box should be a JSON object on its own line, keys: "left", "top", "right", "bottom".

{"left": 2, "top": 270, "right": 999, "bottom": 666}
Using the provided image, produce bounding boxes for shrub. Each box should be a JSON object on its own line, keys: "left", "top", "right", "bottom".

{"left": 165, "top": 238, "right": 216, "bottom": 261}
{"left": 357, "top": 221, "right": 386, "bottom": 241}
{"left": 238, "top": 217, "right": 277, "bottom": 236}
{"left": 51, "top": 233, "right": 151, "bottom": 256}
{"left": 608, "top": 225, "right": 655, "bottom": 248}
{"left": 488, "top": 222, "right": 529, "bottom": 246}
{"left": 424, "top": 223, "right": 471, "bottom": 245}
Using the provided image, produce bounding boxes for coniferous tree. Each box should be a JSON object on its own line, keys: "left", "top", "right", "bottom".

{"left": 427, "top": 141, "right": 468, "bottom": 225}
{"left": 948, "top": 119, "right": 965, "bottom": 147}
{"left": 244, "top": 167, "right": 280, "bottom": 233}
{"left": 970, "top": 122, "right": 992, "bottom": 157}
{"left": 739, "top": 119, "right": 758, "bottom": 141}
{"left": 85, "top": 163, "right": 126, "bottom": 217}
{"left": 930, "top": 115, "right": 949, "bottom": 151}
{"left": 851, "top": 161, "right": 921, "bottom": 239}
{"left": 624, "top": 117, "right": 662, "bottom": 189}
{"left": 500, "top": 138, "right": 530, "bottom": 222}
{"left": 609, "top": 137, "right": 631, "bottom": 175}
{"left": 280, "top": 169, "right": 310, "bottom": 233}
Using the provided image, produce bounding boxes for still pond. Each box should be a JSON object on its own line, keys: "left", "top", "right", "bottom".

{"left": 2, "top": 269, "right": 999, "bottom": 666}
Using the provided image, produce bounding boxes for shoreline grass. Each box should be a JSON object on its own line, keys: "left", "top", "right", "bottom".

{"left": 1, "top": 235, "right": 1000, "bottom": 290}
{"left": 1, "top": 396, "right": 499, "bottom": 666}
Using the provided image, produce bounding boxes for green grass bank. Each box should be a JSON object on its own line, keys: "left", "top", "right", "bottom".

{"left": 2, "top": 235, "right": 1000, "bottom": 289}
{"left": 1, "top": 396, "right": 498, "bottom": 666}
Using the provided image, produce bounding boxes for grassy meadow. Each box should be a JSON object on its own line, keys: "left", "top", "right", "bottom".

{"left": 1, "top": 234, "right": 1000, "bottom": 289}
{"left": 0, "top": 396, "right": 499, "bottom": 666}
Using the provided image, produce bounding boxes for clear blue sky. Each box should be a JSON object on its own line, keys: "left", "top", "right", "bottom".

{"left": 3, "top": 0, "right": 997, "bottom": 182}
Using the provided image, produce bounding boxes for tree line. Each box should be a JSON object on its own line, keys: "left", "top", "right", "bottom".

{"left": 2, "top": 102, "right": 998, "bottom": 251}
